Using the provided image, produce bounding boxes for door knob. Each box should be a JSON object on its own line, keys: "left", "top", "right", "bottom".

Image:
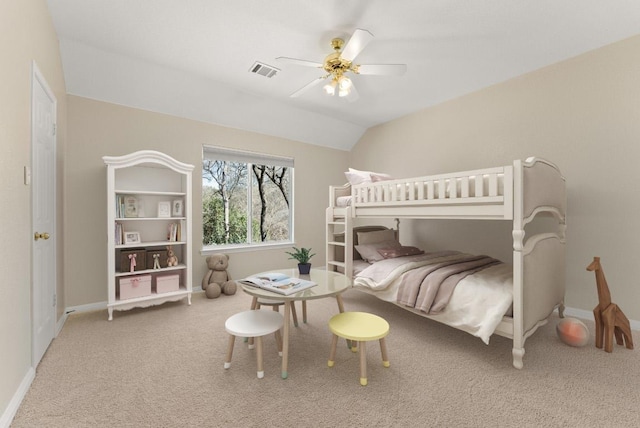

{"left": 34, "top": 232, "right": 50, "bottom": 241}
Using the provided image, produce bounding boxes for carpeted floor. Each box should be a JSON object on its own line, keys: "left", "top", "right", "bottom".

{"left": 11, "top": 289, "right": 640, "bottom": 427}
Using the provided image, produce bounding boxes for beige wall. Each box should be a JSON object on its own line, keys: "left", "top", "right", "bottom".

{"left": 0, "top": 0, "right": 67, "bottom": 422}
{"left": 351, "top": 35, "right": 640, "bottom": 321}
{"left": 65, "top": 96, "right": 349, "bottom": 306}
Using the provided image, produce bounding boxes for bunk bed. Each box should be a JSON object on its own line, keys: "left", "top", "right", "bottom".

{"left": 325, "top": 157, "right": 566, "bottom": 369}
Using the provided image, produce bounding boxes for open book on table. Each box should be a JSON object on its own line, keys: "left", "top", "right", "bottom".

{"left": 239, "top": 272, "right": 317, "bottom": 296}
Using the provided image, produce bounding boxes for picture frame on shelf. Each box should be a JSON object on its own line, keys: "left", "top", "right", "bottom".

{"left": 123, "top": 196, "right": 138, "bottom": 218}
{"left": 172, "top": 199, "right": 183, "bottom": 217}
{"left": 124, "top": 231, "right": 141, "bottom": 245}
{"left": 158, "top": 201, "right": 171, "bottom": 218}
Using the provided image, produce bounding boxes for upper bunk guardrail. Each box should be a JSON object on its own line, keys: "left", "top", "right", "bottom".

{"left": 351, "top": 166, "right": 512, "bottom": 207}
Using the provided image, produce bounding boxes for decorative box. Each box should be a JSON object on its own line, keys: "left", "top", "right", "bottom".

{"left": 120, "top": 249, "right": 146, "bottom": 273}
{"left": 146, "top": 250, "right": 168, "bottom": 269}
{"left": 156, "top": 274, "right": 180, "bottom": 294}
{"left": 119, "top": 275, "right": 152, "bottom": 300}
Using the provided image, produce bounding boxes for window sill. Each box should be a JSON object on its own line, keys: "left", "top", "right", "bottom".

{"left": 200, "top": 242, "right": 295, "bottom": 256}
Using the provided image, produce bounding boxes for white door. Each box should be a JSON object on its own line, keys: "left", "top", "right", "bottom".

{"left": 31, "top": 62, "right": 57, "bottom": 367}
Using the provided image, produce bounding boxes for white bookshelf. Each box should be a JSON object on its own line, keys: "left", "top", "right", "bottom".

{"left": 103, "top": 150, "right": 193, "bottom": 320}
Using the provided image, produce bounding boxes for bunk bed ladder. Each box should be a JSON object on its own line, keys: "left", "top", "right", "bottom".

{"left": 326, "top": 207, "right": 353, "bottom": 277}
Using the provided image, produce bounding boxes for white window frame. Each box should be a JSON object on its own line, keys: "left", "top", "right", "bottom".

{"left": 201, "top": 145, "right": 294, "bottom": 255}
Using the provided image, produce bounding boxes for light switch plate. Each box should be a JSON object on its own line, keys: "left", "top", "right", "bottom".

{"left": 24, "top": 166, "right": 31, "bottom": 185}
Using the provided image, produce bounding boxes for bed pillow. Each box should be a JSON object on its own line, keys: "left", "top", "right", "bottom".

{"left": 377, "top": 246, "right": 425, "bottom": 259}
{"left": 370, "top": 172, "right": 393, "bottom": 182}
{"left": 357, "top": 229, "right": 397, "bottom": 245}
{"left": 344, "top": 168, "right": 393, "bottom": 185}
{"left": 344, "top": 168, "right": 372, "bottom": 185}
{"left": 355, "top": 240, "right": 401, "bottom": 263}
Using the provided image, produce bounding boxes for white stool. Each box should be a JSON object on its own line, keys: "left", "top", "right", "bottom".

{"left": 224, "top": 310, "right": 284, "bottom": 379}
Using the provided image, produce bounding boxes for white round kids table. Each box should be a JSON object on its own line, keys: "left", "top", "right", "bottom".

{"left": 240, "top": 268, "right": 351, "bottom": 379}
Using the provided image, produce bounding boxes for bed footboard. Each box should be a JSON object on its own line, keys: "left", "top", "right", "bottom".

{"left": 520, "top": 157, "right": 566, "bottom": 224}
{"left": 509, "top": 157, "right": 566, "bottom": 368}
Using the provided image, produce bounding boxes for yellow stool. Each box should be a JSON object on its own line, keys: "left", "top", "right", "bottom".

{"left": 327, "top": 312, "right": 390, "bottom": 386}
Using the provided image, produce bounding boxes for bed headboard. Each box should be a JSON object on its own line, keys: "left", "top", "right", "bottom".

{"left": 333, "top": 225, "right": 398, "bottom": 262}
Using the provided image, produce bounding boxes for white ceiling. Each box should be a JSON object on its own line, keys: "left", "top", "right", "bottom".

{"left": 47, "top": 0, "right": 640, "bottom": 151}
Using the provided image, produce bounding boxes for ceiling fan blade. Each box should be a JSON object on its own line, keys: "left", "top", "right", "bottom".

{"left": 290, "top": 76, "right": 327, "bottom": 98}
{"left": 276, "top": 57, "right": 323, "bottom": 68}
{"left": 340, "top": 28, "right": 374, "bottom": 62}
{"left": 356, "top": 64, "right": 408, "bottom": 76}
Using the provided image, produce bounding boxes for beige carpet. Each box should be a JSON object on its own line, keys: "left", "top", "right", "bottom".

{"left": 12, "top": 289, "right": 640, "bottom": 427}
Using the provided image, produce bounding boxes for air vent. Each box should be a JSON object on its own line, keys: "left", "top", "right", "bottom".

{"left": 249, "top": 61, "right": 279, "bottom": 78}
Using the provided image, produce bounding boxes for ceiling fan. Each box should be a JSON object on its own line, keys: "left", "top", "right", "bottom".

{"left": 277, "top": 29, "right": 407, "bottom": 102}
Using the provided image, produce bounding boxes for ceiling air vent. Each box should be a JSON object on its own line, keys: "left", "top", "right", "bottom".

{"left": 249, "top": 61, "right": 279, "bottom": 78}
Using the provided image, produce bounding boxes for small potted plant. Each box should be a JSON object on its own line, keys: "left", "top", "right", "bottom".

{"left": 286, "top": 247, "right": 315, "bottom": 275}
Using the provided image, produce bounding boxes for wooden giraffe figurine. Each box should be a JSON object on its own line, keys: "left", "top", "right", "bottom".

{"left": 586, "top": 257, "right": 634, "bottom": 352}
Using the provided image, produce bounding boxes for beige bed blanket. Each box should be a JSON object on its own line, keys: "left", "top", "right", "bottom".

{"left": 397, "top": 254, "right": 501, "bottom": 314}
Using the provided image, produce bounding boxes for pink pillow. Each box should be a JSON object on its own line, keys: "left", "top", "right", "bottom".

{"left": 377, "top": 246, "right": 424, "bottom": 259}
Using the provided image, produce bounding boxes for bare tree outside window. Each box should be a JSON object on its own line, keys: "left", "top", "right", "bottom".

{"left": 202, "top": 148, "right": 293, "bottom": 248}
{"left": 252, "top": 165, "right": 290, "bottom": 242}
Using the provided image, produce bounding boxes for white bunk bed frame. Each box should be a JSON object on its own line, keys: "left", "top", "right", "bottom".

{"left": 326, "top": 157, "right": 566, "bottom": 369}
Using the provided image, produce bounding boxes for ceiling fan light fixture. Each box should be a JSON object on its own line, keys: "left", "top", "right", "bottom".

{"left": 281, "top": 28, "right": 406, "bottom": 102}
{"left": 338, "top": 76, "right": 352, "bottom": 91}
{"left": 323, "top": 79, "right": 337, "bottom": 95}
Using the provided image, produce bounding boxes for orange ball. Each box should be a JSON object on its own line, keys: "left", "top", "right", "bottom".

{"left": 556, "top": 318, "right": 589, "bottom": 347}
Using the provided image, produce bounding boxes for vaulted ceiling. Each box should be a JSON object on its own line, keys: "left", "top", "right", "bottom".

{"left": 47, "top": 0, "right": 640, "bottom": 151}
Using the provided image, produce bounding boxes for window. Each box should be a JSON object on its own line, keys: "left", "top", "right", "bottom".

{"left": 202, "top": 146, "right": 293, "bottom": 250}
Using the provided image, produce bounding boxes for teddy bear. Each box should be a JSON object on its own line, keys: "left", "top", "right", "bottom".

{"left": 201, "top": 253, "right": 237, "bottom": 299}
{"left": 166, "top": 246, "right": 178, "bottom": 267}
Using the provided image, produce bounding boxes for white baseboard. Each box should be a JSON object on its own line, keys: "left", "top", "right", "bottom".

{"left": 56, "top": 311, "right": 68, "bottom": 336}
{"left": 0, "top": 367, "right": 35, "bottom": 428}
{"left": 60, "top": 300, "right": 640, "bottom": 331}
{"left": 53, "top": 301, "right": 108, "bottom": 340}
{"left": 561, "top": 306, "right": 640, "bottom": 331}
{"left": 64, "top": 300, "right": 107, "bottom": 315}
